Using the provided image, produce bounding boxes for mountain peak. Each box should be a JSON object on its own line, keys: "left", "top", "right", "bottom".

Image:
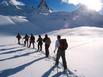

{"left": 0, "top": 0, "right": 24, "bottom": 6}
{"left": 38, "top": 0, "right": 52, "bottom": 13}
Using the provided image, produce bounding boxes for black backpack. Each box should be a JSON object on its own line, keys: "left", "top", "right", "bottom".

{"left": 59, "top": 39, "right": 68, "bottom": 50}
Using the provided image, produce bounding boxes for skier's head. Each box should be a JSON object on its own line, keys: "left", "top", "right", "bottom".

{"left": 45, "top": 34, "right": 48, "bottom": 38}
{"left": 39, "top": 35, "right": 41, "bottom": 38}
{"left": 57, "top": 35, "right": 61, "bottom": 40}
{"left": 18, "top": 33, "right": 20, "bottom": 35}
{"left": 31, "top": 33, "right": 33, "bottom": 36}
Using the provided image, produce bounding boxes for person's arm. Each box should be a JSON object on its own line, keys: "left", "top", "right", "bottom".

{"left": 37, "top": 38, "right": 39, "bottom": 42}
{"left": 43, "top": 38, "right": 45, "bottom": 42}
{"left": 54, "top": 40, "right": 59, "bottom": 53}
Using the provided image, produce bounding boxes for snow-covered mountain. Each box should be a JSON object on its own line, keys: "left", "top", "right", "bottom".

{"left": 47, "top": 26, "right": 103, "bottom": 37}
{"left": 38, "top": 0, "right": 52, "bottom": 13}
{"left": 0, "top": 1, "right": 103, "bottom": 77}
{"left": 70, "top": 5, "right": 103, "bottom": 27}
{"left": 0, "top": 0, "right": 103, "bottom": 35}
{"left": 0, "top": 0, "right": 23, "bottom": 15}
{"left": 0, "top": 0, "right": 69, "bottom": 35}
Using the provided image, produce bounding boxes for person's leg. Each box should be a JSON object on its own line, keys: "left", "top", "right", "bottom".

{"left": 27, "top": 40, "right": 28, "bottom": 47}
{"left": 18, "top": 39, "right": 20, "bottom": 44}
{"left": 55, "top": 49, "right": 61, "bottom": 66}
{"left": 40, "top": 43, "right": 42, "bottom": 51}
{"left": 40, "top": 44, "right": 42, "bottom": 51}
{"left": 47, "top": 45, "right": 50, "bottom": 57}
{"left": 24, "top": 40, "right": 26, "bottom": 46}
{"left": 32, "top": 42, "right": 35, "bottom": 48}
{"left": 47, "top": 48, "right": 49, "bottom": 57}
{"left": 45, "top": 45, "right": 49, "bottom": 57}
{"left": 38, "top": 43, "right": 39, "bottom": 51}
{"left": 28, "top": 42, "right": 31, "bottom": 48}
{"left": 45, "top": 45, "right": 48, "bottom": 57}
{"left": 61, "top": 51, "right": 67, "bottom": 70}
{"left": 45, "top": 44, "right": 47, "bottom": 57}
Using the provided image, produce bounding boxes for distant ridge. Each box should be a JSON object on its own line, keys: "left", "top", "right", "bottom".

{"left": 38, "top": 0, "right": 52, "bottom": 13}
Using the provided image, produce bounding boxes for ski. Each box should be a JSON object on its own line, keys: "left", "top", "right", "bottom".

{"left": 36, "top": 49, "right": 82, "bottom": 77}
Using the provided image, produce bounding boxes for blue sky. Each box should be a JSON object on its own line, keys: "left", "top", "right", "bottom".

{"left": 19, "top": 0, "right": 78, "bottom": 12}
{"left": 20, "top": 0, "right": 103, "bottom": 13}
{"left": 0, "top": 0, "right": 103, "bottom": 13}
{"left": 0, "top": 0, "right": 77, "bottom": 12}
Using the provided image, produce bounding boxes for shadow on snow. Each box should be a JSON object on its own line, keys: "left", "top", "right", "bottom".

{"left": 42, "top": 64, "right": 77, "bottom": 77}
{"left": 0, "top": 56, "right": 45, "bottom": 77}
{"left": 0, "top": 48, "right": 26, "bottom": 55}
{"left": 0, "top": 51, "right": 38, "bottom": 61}
{"left": 0, "top": 46, "right": 20, "bottom": 52}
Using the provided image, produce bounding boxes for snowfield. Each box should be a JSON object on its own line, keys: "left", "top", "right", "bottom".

{"left": 0, "top": 27, "right": 103, "bottom": 77}
{"left": 0, "top": 1, "right": 103, "bottom": 76}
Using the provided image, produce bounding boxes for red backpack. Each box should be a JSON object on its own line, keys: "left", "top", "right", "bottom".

{"left": 59, "top": 39, "right": 68, "bottom": 50}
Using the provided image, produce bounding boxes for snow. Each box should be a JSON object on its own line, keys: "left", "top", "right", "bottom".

{"left": 1, "top": 0, "right": 24, "bottom": 6}
{"left": 0, "top": 28, "right": 103, "bottom": 77}
{"left": 0, "top": 1, "right": 103, "bottom": 77}
{"left": 0, "top": 13, "right": 69, "bottom": 35}
{"left": 67, "top": 36, "right": 103, "bottom": 77}
{"left": 0, "top": 15, "right": 15, "bottom": 25}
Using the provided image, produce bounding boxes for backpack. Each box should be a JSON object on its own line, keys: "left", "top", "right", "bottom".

{"left": 25, "top": 35, "right": 29, "bottom": 40}
{"left": 30, "top": 36, "right": 35, "bottom": 42}
{"left": 38, "top": 38, "right": 43, "bottom": 44}
{"left": 59, "top": 39, "right": 68, "bottom": 50}
{"left": 16, "top": 35, "right": 21, "bottom": 39}
{"left": 45, "top": 37, "right": 51, "bottom": 45}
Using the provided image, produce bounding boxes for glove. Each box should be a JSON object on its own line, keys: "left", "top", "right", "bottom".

{"left": 54, "top": 50, "right": 55, "bottom": 53}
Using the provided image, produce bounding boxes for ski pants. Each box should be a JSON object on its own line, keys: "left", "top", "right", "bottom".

{"left": 55, "top": 48, "right": 67, "bottom": 70}
{"left": 45, "top": 44, "right": 50, "bottom": 57}
{"left": 38, "top": 43, "right": 42, "bottom": 51}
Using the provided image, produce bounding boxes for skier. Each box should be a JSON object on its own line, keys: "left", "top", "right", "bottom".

{"left": 54, "top": 35, "right": 68, "bottom": 71}
{"left": 37, "top": 35, "right": 43, "bottom": 51}
{"left": 23, "top": 34, "right": 29, "bottom": 47}
{"left": 43, "top": 34, "right": 51, "bottom": 57}
{"left": 28, "top": 33, "right": 35, "bottom": 48}
{"left": 16, "top": 33, "right": 21, "bottom": 44}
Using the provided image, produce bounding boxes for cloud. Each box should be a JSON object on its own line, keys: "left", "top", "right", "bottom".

{"left": 10, "top": 0, "right": 24, "bottom": 5}
{"left": 62, "top": 0, "right": 80, "bottom": 5}
{"left": 62, "top": 0, "right": 103, "bottom": 5}
{"left": 61, "top": 0, "right": 103, "bottom": 11}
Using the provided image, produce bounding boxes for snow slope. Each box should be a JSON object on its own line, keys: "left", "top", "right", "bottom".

{"left": 0, "top": 1, "right": 103, "bottom": 77}
{"left": 47, "top": 26, "right": 103, "bottom": 36}
{"left": 0, "top": 0, "right": 103, "bottom": 36}
{"left": 0, "top": 27, "right": 103, "bottom": 77}
{"left": 0, "top": 13, "right": 68, "bottom": 35}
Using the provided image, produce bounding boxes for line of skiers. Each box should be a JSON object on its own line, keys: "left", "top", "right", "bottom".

{"left": 16, "top": 33, "right": 51, "bottom": 57}
{"left": 16, "top": 33, "right": 68, "bottom": 71}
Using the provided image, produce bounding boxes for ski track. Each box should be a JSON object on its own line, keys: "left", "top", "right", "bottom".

{"left": 0, "top": 37, "right": 82, "bottom": 77}
{"left": 1, "top": 35, "right": 103, "bottom": 77}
